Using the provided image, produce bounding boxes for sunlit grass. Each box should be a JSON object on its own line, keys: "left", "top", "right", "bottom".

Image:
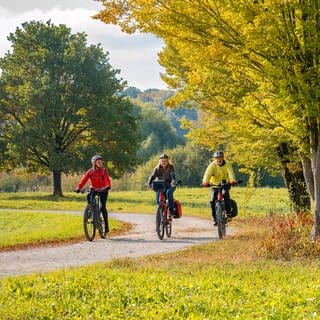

{"left": 0, "top": 187, "right": 291, "bottom": 218}
{"left": 1, "top": 254, "right": 319, "bottom": 319}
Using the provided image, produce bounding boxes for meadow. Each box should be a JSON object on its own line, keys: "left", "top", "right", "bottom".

{"left": 1, "top": 187, "right": 319, "bottom": 319}
{"left": 0, "top": 185, "right": 291, "bottom": 214}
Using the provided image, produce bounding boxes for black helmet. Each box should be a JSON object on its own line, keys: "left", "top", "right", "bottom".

{"left": 159, "top": 153, "right": 169, "bottom": 159}
{"left": 213, "top": 151, "right": 224, "bottom": 158}
{"left": 91, "top": 154, "right": 103, "bottom": 164}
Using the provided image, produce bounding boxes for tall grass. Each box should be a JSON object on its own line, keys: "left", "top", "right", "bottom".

{"left": 1, "top": 252, "right": 320, "bottom": 319}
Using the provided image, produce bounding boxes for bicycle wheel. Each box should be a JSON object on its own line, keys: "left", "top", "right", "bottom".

{"left": 165, "top": 208, "right": 172, "bottom": 238}
{"left": 156, "top": 206, "right": 165, "bottom": 240}
{"left": 215, "top": 202, "right": 226, "bottom": 239}
{"left": 97, "top": 208, "right": 106, "bottom": 239}
{"left": 165, "top": 221, "right": 172, "bottom": 237}
{"left": 83, "top": 204, "right": 96, "bottom": 241}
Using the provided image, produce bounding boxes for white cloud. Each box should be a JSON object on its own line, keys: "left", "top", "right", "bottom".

{"left": 0, "top": 6, "right": 167, "bottom": 90}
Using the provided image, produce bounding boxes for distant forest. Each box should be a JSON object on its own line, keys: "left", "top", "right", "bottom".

{"left": 123, "top": 87, "right": 198, "bottom": 163}
{"left": 0, "top": 87, "right": 285, "bottom": 192}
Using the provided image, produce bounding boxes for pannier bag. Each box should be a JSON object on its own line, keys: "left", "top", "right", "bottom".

{"left": 230, "top": 199, "right": 238, "bottom": 217}
{"left": 173, "top": 199, "right": 182, "bottom": 218}
{"left": 152, "top": 180, "right": 166, "bottom": 193}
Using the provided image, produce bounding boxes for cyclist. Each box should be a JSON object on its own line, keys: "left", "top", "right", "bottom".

{"left": 147, "top": 153, "right": 177, "bottom": 218}
{"left": 202, "top": 151, "right": 236, "bottom": 225}
{"left": 75, "top": 154, "right": 111, "bottom": 234}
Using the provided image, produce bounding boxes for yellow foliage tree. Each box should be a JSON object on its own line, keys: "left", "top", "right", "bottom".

{"left": 95, "top": 0, "right": 320, "bottom": 239}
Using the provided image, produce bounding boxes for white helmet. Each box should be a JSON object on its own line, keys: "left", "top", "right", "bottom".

{"left": 91, "top": 154, "right": 103, "bottom": 165}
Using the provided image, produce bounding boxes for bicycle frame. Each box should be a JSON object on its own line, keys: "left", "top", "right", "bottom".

{"left": 88, "top": 190, "right": 100, "bottom": 210}
{"left": 204, "top": 180, "right": 241, "bottom": 239}
{"left": 83, "top": 190, "right": 105, "bottom": 241}
{"left": 158, "top": 191, "right": 166, "bottom": 208}
{"left": 213, "top": 182, "right": 229, "bottom": 239}
{"left": 158, "top": 191, "right": 170, "bottom": 220}
{"left": 152, "top": 180, "right": 172, "bottom": 240}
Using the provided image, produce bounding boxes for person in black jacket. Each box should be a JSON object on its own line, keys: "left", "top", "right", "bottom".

{"left": 147, "top": 153, "right": 176, "bottom": 217}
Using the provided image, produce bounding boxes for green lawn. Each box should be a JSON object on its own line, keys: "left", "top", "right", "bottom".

{"left": 0, "top": 210, "right": 122, "bottom": 249}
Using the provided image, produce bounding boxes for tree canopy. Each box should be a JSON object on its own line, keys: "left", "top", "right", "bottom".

{"left": 0, "top": 20, "right": 139, "bottom": 196}
{"left": 124, "top": 87, "right": 198, "bottom": 162}
{"left": 95, "top": 0, "right": 320, "bottom": 238}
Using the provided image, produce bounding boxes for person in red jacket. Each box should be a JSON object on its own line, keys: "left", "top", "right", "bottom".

{"left": 75, "top": 154, "right": 111, "bottom": 234}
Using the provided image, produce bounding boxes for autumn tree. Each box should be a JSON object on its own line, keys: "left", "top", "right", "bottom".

{"left": 95, "top": 0, "right": 320, "bottom": 239}
{"left": 0, "top": 20, "right": 139, "bottom": 196}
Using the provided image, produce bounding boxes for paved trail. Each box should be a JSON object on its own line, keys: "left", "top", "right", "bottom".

{"left": 0, "top": 212, "right": 235, "bottom": 277}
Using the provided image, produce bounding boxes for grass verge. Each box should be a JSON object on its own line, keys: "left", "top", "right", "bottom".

{"left": 1, "top": 216, "right": 320, "bottom": 319}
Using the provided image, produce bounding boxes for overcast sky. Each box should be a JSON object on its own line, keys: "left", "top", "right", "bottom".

{"left": 0, "top": 0, "right": 167, "bottom": 90}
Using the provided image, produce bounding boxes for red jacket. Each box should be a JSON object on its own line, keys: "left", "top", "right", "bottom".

{"left": 77, "top": 167, "right": 111, "bottom": 191}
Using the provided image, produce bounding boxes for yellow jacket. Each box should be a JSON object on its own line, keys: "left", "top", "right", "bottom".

{"left": 202, "top": 161, "right": 236, "bottom": 187}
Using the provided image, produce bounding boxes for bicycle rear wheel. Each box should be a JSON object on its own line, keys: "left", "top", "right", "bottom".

{"left": 84, "top": 204, "right": 96, "bottom": 241}
{"left": 165, "top": 222, "right": 172, "bottom": 237}
{"left": 215, "top": 203, "right": 226, "bottom": 239}
{"left": 156, "top": 206, "right": 165, "bottom": 240}
{"left": 97, "top": 208, "right": 106, "bottom": 239}
{"left": 165, "top": 209, "right": 172, "bottom": 237}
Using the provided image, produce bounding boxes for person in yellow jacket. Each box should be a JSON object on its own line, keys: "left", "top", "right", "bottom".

{"left": 202, "top": 151, "right": 236, "bottom": 225}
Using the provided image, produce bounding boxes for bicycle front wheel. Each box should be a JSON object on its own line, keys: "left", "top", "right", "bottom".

{"left": 215, "top": 202, "right": 226, "bottom": 239}
{"left": 84, "top": 204, "right": 96, "bottom": 241}
{"left": 156, "top": 206, "right": 165, "bottom": 240}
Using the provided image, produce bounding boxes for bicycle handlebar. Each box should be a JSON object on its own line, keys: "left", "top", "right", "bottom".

{"left": 74, "top": 187, "right": 110, "bottom": 194}
{"left": 201, "top": 180, "right": 243, "bottom": 188}
{"left": 74, "top": 189, "right": 86, "bottom": 194}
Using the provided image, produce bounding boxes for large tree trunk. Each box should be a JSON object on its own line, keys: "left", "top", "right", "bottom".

{"left": 310, "top": 146, "right": 320, "bottom": 240}
{"left": 277, "top": 143, "right": 311, "bottom": 213}
{"left": 53, "top": 169, "right": 63, "bottom": 197}
{"left": 300, "top": 126, "right": 320, "bottom": 240}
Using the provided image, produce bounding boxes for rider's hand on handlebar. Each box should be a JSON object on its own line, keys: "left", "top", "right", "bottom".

{"left": 230, "top": 181, "right": 236, "bottom": 187}
{"left": 171, "top": 180, "right": 177, "bottom": 188}
{"left": 74, "top": 188, "right": 81, "bottom": 193}
{"left": 201, "top": 182, "right": 209, "bottom": 188}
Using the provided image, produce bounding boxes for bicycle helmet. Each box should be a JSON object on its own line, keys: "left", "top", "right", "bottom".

{"left": 91, "top": 154, "right": 103, "bottom": 165}
{"left": 159, "top": 153, "right": 169, "bottom": 159}
{"left": 213, "top": 150, "right": 224, "bottom": 158}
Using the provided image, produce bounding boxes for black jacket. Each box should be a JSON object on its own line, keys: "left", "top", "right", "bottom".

{"left": 147, "top": 163, "right": 176, "bottom": 187}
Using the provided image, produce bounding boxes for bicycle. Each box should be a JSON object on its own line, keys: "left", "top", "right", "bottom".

{"left": 205, "top": 180, "right": 241, "bottom": 239}
{"left": 78, "top": 189, "right": 106, "bottom": 241}
{"left": 152, "top": 180, "right": 173, "bottom": 240}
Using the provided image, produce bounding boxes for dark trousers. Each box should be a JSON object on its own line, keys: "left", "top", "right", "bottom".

{"left": 210, "top": 187, "right": 231, "bottom": 221}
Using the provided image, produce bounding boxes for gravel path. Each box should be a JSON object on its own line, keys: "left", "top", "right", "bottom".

{"left": 0, "top": 212, "right": 235, "bottom": 278}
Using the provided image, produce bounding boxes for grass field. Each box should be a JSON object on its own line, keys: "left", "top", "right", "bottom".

{"left": 1, "top": 188, "right": 318, "bottom": 319}
{"left": 0, "top": 186, "right": 291, "bottom": 216}
{"left": 0, "top": 186, "right": 290, "bottom": 249}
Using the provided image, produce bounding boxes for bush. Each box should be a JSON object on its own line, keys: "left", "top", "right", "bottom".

{"left": 0, "top": 172, "right": 50, "bottom": 192}
{"left": 258, "top": 213, "right": 320, "bottom": 259}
